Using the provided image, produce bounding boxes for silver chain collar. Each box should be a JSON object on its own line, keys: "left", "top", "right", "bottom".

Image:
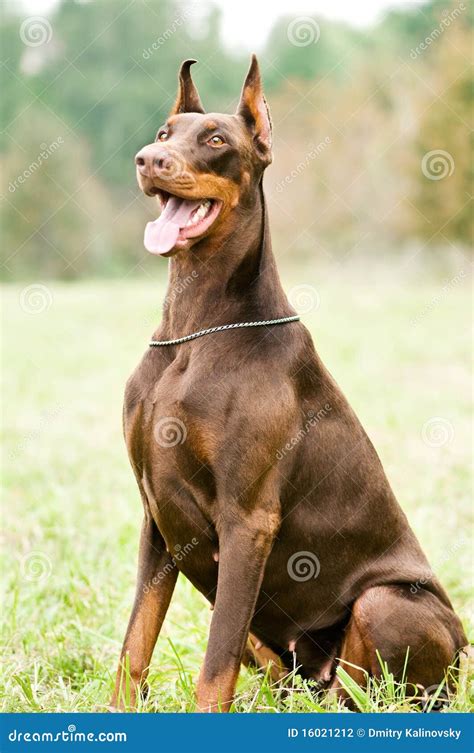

{"left": 149, "top": 315, "right": 300, "bottom": 347}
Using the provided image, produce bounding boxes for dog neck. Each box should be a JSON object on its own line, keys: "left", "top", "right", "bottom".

{"left": 161, "top": 183, "right": 292, "bottom": 338}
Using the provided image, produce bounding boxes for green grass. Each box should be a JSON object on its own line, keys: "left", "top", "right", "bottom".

{"left": 1, "top": 260, "right": 472, "bottom": 712}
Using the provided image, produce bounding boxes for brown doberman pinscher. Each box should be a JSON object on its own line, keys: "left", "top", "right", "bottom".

{"left": 112, "top": 56, "right": 466, "bottom": 712}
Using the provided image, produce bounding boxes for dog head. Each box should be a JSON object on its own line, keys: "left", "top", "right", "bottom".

{"left": 135, "top": 56, "right": 272, "bottom": 257}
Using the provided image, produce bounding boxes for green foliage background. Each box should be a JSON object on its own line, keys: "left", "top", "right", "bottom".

{"left": 0, "top": 0, "right": 472, "bottom": 279}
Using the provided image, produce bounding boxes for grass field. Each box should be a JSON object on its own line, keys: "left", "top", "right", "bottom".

{"left": 2, "top": 258, "right": 472, "bottom": 712}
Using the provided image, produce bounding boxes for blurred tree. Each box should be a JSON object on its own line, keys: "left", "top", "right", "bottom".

{"left": 0, "top": 0, "right": 471, "bottom": 279}
{"left": 1, "top": 108, "right": 120, "bottom": 278}
{"left": 405, "top": 1, "right": 473, "bottom": 246}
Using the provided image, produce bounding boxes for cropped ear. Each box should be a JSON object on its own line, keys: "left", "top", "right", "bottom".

{"left": 236, "top": 54, "right": 272, "bottom": 162}
{"left": 169, "top": 59, "right": 205, "bottom": 115}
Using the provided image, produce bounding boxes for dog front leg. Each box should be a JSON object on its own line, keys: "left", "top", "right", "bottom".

{"left": 196, "top": 512, "right": 279, "bottom": 712}
{"left": 111, "top": 514, "right": 178, "bottom": 710}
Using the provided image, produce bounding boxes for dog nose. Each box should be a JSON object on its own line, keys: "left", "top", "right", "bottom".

{"left": 135, "top": 146, "right": 154, "bottom": 176}
{"left": 135, "top": 146, "right": 176, "bottom": 177}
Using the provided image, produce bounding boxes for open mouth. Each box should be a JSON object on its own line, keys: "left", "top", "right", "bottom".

{"left": 144, "top": 190, "right": 222, "bottom": 255}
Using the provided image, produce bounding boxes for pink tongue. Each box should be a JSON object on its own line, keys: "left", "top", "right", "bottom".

{"left": 144, "top": 196, "right": 201, "bottom": 255}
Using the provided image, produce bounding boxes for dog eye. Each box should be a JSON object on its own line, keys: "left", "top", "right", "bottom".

{"left": 208, "top": 135, "right": 225, "bottom": 147}
{"left": 157, "top": 131, "right": 168, "bottom": 142}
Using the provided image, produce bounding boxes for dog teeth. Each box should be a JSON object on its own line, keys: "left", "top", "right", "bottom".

{"left": 185, "top": 200, "right": 211, "bottom": 227}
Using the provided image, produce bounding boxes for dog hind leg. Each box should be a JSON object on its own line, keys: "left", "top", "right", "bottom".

{"left": 330, "top": 584, "right": 466, "bottom": 704}
{"left": 242, "top": 633, "right": 288, "bottom": 682}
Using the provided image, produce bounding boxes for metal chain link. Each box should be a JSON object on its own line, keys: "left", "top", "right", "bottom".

{"left": 149, "top": 315, "right": 300, "bottom": 347}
